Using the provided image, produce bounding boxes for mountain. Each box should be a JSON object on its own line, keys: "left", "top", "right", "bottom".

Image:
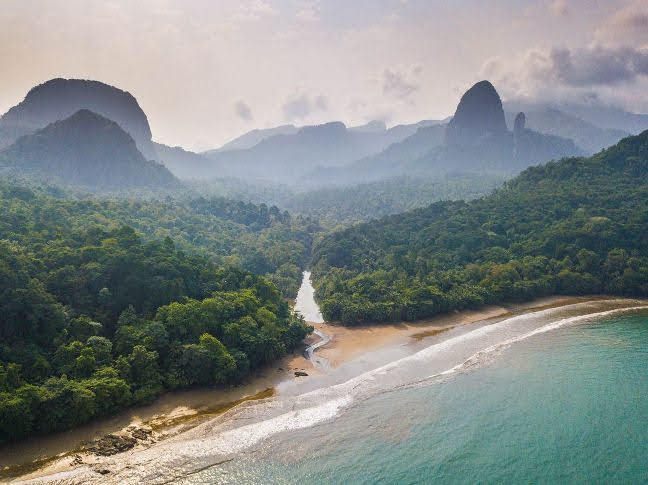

{"left": 445, "top": 80, "right": 508, "bottom": 144}
{"left": 559, "top": 103, "right": 648, "bottom": 135}
{"left": 0, "top": 110, "right": 179, "bottom": 189}
{"left": 504, "top": 102, "right": 630, "bottom": 154}
{"left": 349, "top": 120, "right": 387, "bottom": 133}
{"left": 154, "top": 142, "right": 213, "bottom": 179}
{"left": 304, "top": 124, "right": 447, "bottom": 185}
{"left": 0, "top": 78, "right": 157, "bottom": 160}
{"left": 311, "top": 130, "right": 648, "bottom": 324}
{"left": 309, "top": 81, "right": 582, "bottom": 185}
{"left": 207, "top": 125, "right": 299, "bottom": 153}
{"left": 201, "top": 120, "right": 432, "bottom": 183}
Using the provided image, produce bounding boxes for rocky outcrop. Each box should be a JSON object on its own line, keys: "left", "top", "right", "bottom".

{"left": 0, "top": 78, "right": 157, "bottom": 159}
{"left": 514, "top": 112, "right": 526, "bottom": 135}
{"left": 0, "top": 109, "right": 180, "bottom": 190}
{"left": 445, "top": 80, "right": 508, "bottom": 145}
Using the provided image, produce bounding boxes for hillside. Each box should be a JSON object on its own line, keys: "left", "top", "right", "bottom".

{"left": 0, "top": 110, "right": 179, "bottom": 190}
{"left": 202, "top": 120, "right": 440, "bottom": 184}
{"left": 311, "top": 131, "right": 648, "bottom": 324}
{"left": 0, "top": 78, "right": 157, "bottom": 159}
{"left": 0, "top": 180, "right": 312, "bottom": 444}
{"left": 207, "top": 124, "right": 299, "bottom": 153}
{"left": 154, "top": 142, "right": 214, "bottom": 179}
{"left": 305, "top": 124, "right": 447, "bottom": 185}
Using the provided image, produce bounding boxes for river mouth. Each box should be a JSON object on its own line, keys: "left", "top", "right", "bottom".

{"left": 15, "top": 296, "right": 648, "bottom": 484}
{"left": 1, "top": 272, "right": 324, "bottom": 481}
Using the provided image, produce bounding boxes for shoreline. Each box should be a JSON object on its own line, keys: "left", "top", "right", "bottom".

{"left": 6, "top": 295, "right": 639, "bottom": 483}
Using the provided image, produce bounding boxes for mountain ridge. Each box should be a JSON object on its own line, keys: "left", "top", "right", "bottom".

{"left": 0, "top": 109, "right": 179, "bottom": 190}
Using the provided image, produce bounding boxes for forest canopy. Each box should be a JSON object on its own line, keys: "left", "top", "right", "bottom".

{"left": 0, "top": 182, "right": 312, "bottom": 443}
{"left": 311, "top": 131, "right": 648, "bottom": 324}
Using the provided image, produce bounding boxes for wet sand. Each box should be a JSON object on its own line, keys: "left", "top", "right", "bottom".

{"left": 5, "top": 295, "right": 622, "bottom": 483}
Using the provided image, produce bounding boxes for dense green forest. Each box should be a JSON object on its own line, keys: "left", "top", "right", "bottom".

{"left": 191, "top": 172, "right": 508, "bottom": 225}
{"left": 311, "top": 131, "right": 648, "bottom": 324}
{"left": 0, "top": 180, "right": 319, "bottom": 298}
{"left": 0, "top": 182, "right": 312, "bottom": 443}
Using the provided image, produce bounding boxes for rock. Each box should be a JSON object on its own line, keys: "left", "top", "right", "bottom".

{"left": 294, "top": 371, "right": 309, "bottom": 377}
{"left": 514, "top": 112, "right": 526, "bottom": 135}
{"left": 127, "top": 425, "right": 152, "bottom": 441}
{"left": 84, "top": 433, "right": 137, "bottom": 456}
{"left": 97, "top": 469, "right": 111, "bottom": 475}
{"left": 70, "top": 455, "right": 84, "bottom": 466}
{"left": 445, "top": 80, "right": 508, "bottom": 145}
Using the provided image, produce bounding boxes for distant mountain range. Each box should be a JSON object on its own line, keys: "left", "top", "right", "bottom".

{"left": 0, "top": 110, "right": 179, "bottom": 190}
{"left": 0, "top": 77, "right": 646, "bottom": 189}
{"left": 198, "top": 119, "right": 444, "bottom": 183}
{"left": 305, "top": 81, "right": 583, "bottom": 186}
{"left": 503, "top": 102, "right": 631, "bottom": 154}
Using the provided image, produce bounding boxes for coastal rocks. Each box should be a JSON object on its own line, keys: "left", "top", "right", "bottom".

{"left": 83, "top": 425, "right": 153, "bottom": 456}
{"left": 84, "top": 434, "right": 137, "bottom": 456}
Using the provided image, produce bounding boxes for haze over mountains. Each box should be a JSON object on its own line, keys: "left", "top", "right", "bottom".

{"left": 0, "top": 78, "right": 158, "bottom": 161}
{"left": 0, "top": 110, "right": 179, "bottom": 189}
{"left": 0, "top": 77, "right": 646, "bottom": 193}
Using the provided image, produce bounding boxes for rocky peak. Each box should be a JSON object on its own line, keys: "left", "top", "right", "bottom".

{"left": 445, "top": 80, "right": 508, "bottom": 144}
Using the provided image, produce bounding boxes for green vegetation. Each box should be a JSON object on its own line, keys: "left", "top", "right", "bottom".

{"left": 0, "top": 181, "right": 312, "bottom": 443}
{"left": 282, "top": 173, "right": 507, "bottom": 224}
{"left": 311, "top": 131, "right": 648, "bottom": 324}
{"left": 191, "top": 172, "right": 507, "bottom": 225}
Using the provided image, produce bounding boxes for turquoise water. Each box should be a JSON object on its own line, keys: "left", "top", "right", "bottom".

{"left": 189, "top": 312, "right": 648, "bottom": 484}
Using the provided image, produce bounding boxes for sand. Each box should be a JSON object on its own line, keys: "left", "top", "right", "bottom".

{"left": 4, "top": 295, "right": 621, "bottom": 482}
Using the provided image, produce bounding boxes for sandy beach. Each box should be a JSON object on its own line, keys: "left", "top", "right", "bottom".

{"left": 3, "top": 294, "right": 629, "bottom": 483}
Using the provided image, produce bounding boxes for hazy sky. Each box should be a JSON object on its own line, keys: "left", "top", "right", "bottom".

{"left": 1, "top": 0, "right": 647, "bottom": 150}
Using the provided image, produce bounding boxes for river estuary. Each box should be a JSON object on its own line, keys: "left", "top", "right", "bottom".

{"left": 7, "top": 275, "right": 648, "bottom": 483}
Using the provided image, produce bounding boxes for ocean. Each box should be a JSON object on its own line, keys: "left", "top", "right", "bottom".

{"left": 179, "top": 306, "right": 648, "bottom": 484}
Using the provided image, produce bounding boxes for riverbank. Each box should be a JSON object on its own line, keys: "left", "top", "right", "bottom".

{"left": 7, "top": 295, "right": 639, "bottom": 483}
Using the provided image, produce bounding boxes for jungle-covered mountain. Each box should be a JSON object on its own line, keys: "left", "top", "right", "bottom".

{"left": 0, "top": 110, "right": 179, "bottom": 190}
{"left": 311, "top": 130, "right": 648, "bottom": 324}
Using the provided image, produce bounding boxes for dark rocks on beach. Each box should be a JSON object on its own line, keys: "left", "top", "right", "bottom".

{"left": 294, "top": 371, "right": 309, "bottom": 377}
{"left": 83, "top": 425, "right": 153, "bottom": 456}
{"left": 128, "top": 425, "right": 152, "bottom": 441}
{"left": 85, "top": 434, "right": 137, "bottom": 456}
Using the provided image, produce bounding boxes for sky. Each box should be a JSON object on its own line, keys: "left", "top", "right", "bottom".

{"left": 1, "top": 0, "right": 648, "bottom": 150}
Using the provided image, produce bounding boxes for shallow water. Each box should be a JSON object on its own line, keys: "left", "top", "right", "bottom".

{"left": 187, "top": 309, "right": 648, "bottom": 484}
{"left": 50, "top": 299, "right": 648, "bottom": 484}
{"left": 294, "top": 271, "right": 324, "bottom": 323}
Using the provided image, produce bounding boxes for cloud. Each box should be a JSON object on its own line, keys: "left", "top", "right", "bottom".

{"left": 527, "top": 45, "right": 648, "bottom": 87}
{"left": 382, "top": 68, "right": 420, "bottom": 100}
{"left": 282, "top": 93, "right": 328, "bottom": 121}
{"left": 549, "top": 0, "right": 568, "bottom": 17}
{"left": 315, "top": 95, "right": 328, "bottom": 110}
{"left": 295, "top": 0, "right": 320, "bottom": 22}
{"left": 485, "top": 44, "right": 648, "bottom": 93}
{"left": 235, "top": 100, "right": 253, "bottom": 121}
{"left": 596, "top": 0, "right": 648, "bottom": 46}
